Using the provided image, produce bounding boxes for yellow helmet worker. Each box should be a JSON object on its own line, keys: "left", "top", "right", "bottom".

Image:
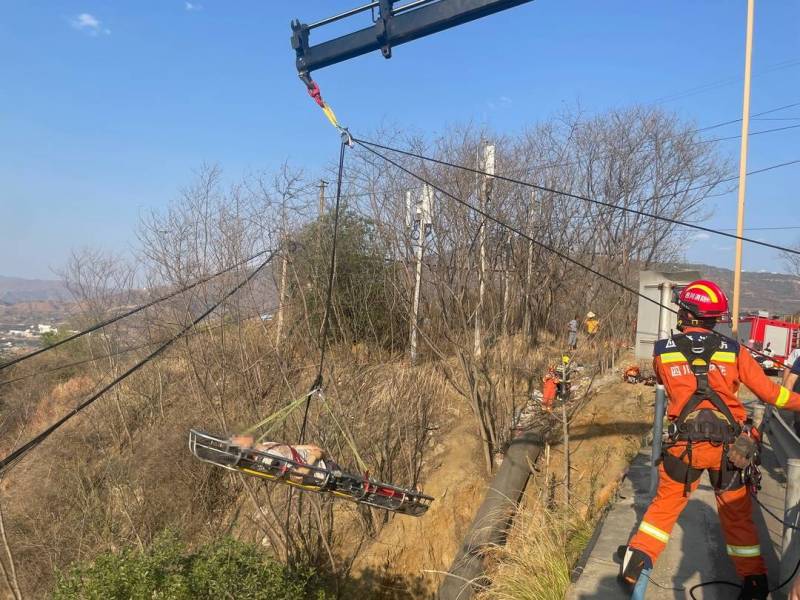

{"left": 585, "top": 312, "right": 599, "bottom": 336}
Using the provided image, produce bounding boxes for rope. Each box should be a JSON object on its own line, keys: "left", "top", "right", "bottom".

{"left": 318, "top": 391, "right": 369, "bottom": 473}
{"left": 299, "top": 139, "right": 348, "bottom": 444}
{"left": 0, "top": 250, "right": 278, "bottom": 476}
{"left": 352, "top": 137, "right": 800, "bottom": 257}
{"left": 351, "top": 138, "right": 789, "bottom": 366}
{"left": 0, "top": 248, "right": 275, "bottom": 373}
{"left": 247, "top": 390, "right": 318, "bottom": 443}
{"left": 302, "top": 75, "right": 351, "bottom": 142}
{"left": 637, "top": 487, "right": 800, "bottom": 599}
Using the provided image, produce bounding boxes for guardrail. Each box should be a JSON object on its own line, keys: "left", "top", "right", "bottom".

{"left": 762, "top": 405, "right": 800, "bottom": 595}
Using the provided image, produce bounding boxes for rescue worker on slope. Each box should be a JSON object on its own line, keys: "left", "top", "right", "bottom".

{"left": 541, "top": 366, "right": 559, "bottom": 413}
{"left": 619, "top": 280, "right": 800, "bottom": 600}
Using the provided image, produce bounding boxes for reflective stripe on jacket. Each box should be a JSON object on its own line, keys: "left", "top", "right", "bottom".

{"left": 653, "top": 326, "right": 800, "bottom": 423}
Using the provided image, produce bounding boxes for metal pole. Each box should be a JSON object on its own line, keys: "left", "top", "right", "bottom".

{"left": 779, "top": 458, "right": 800, "bottom": 594}
{"left": 731, "top": 0, "right": 755, "bottom": 336}
{"left": 649, "top": 283, "right": 672, "bottom": 493}
{"left": 650, "top": 385, "right": 666, "bottom": 495}
{"left": 308, "top": 1, "right": 379, "bottom": 30}
{"left": 751, "top": 403, "right": 765, "bottom": 430}
{"left": 658, "top": 283, "right": 672, "bottom": 340}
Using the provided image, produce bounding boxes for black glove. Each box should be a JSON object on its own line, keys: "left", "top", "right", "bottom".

{"left": 728, "top": 433, "right": 757, "bottom": 469}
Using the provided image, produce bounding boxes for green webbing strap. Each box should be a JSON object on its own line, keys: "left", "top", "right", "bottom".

{"left": 318, "top": 391, "right": 369, "bottom": 473}
{"left": 239, "top": 390, "right": 317, "bottom": 440}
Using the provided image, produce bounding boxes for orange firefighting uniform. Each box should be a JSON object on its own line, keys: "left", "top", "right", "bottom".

{"left": 542, "top": 375, "right": 558, "bottom": 411}
{"left": 628, "top": 327, "right": 800, "bottom": 578}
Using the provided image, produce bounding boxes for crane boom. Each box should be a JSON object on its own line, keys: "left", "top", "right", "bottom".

{"left": 291, "top": 0, "right": 534, "bottom": 78}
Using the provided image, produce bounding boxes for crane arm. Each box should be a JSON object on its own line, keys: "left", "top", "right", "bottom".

{"left": 291, "top": 0, "right": 534, "bottom": 80}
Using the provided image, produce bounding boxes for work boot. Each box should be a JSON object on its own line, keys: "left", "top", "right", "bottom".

{"left": 738, "top": 574, "right": 768, "bottom": 599}
{"left": 617, "top": 545, "right": 653, "bottom": 599}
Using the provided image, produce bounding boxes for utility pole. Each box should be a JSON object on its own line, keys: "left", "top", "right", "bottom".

{"left": 474, "top": 142, "right": 494, "bottom": 359}
{"left": 731, "top": 0, "right": 755, "bottom": 336}
{"left": 409, "top": 186, "right": 433, "bottom": 365}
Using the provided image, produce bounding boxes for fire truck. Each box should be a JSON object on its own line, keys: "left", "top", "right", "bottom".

{"left": 719, "top": 312, "right": 800, "bottom": 372}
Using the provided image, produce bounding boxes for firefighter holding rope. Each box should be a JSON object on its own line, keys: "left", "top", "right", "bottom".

{"left": 619, "top": 280, "right": 800, "bottom": 599}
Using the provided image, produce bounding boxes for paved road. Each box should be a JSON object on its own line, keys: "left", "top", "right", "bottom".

{"left": 567, "top": 414, "right": 787, "bottom": 599}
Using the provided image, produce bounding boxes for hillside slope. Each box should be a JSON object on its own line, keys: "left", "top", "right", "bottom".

{"left": 659, "top": 262, "right": 800, "bottom": 315}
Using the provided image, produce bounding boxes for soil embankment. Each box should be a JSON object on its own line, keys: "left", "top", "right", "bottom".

{"left": 350, "top": 368, "right": 656, "bottom": 599}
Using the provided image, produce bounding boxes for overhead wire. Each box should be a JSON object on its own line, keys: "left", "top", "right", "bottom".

{"left": 700, "top": 122, "right": 800, "bottom": 144}
{"left": 353, "top": 137, "right": 800, "bottom": 257}
{"left": 298, "top": 138, "right": 348, "bottom": 444}
{"left": 355, "top": 139, "right": 800, "bottom": 597}
{"left": 0, "top": 247, "right": 276, "bottom": 373}
{"left": 652, "top": 58, "right": 800, "bottom": 105}
{"left": 352, "top": 137, "right": 794, "bottom": 366}
{"left": 0, "top": 249, "right": 278, "bottom": 476}
{"left": 0, "top": 299, "right": 300, "bottom": 388}
{"left": 694, "top": 100, "right": 800, "bottom": 132}
{"left": 353, "top": 139, "right": 682, "bottom": 315}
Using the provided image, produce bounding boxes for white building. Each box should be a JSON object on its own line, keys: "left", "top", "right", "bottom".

{"left": 634, "top": 270, "right": 701, "bottom": 359}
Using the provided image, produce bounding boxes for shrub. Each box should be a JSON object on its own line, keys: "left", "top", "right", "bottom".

{"left": 290, "top": 209, "right": 408, "bottom": 351}
{"left": 53, "top": 532, "right": 331, "bottom": 600}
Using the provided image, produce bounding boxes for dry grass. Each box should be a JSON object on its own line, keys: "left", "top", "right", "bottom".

{"left": 479, "top": 504, "right": 592, "bottom": 600}
{"left": 477, "top": 373, "right": 653, "bottom": 600}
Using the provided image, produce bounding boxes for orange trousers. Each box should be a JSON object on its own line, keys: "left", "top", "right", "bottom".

{"left": 629, "top": 441, "right": 766, "bottom": 578}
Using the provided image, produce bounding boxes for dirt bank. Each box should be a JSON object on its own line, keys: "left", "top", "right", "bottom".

{"left": 348, "top": 365, "right": 656, "bottom": 599}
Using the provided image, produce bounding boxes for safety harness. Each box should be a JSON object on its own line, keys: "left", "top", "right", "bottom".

{"left": 662, "top": 332, "right": 746, "bottom": 495}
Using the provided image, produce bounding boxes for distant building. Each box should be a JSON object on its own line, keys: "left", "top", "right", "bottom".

{"left": 37, "top": 324, "right": 57, "bottom": 334}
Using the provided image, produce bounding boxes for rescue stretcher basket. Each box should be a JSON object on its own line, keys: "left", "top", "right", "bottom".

{"left": 189, "top": 429, "right": 433, "bottom": 517}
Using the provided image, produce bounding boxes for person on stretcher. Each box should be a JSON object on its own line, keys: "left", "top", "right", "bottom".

{"left": 229, "top": 434, "right": 330, "bottom": 482}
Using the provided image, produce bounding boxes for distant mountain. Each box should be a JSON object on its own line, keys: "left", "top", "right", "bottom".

{"left": 0, "top": 275, "right": 69, "bottom": 304}
{"left": 658, "top": 262, "right": 800, "bottom": 316}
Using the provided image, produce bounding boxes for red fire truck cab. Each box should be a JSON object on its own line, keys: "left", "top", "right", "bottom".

{"left": 727, "top": 313, "right": 800, "bottom": 365}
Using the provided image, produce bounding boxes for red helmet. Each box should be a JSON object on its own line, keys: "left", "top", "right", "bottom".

{"left": 676, "top": 280, "right": 729, "bottom": 319}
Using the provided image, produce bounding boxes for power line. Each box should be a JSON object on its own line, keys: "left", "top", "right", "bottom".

{"left": 353, "top": 139, "right": 786, "bottom": 367}
{"left": 0, "top": 299, "right": 298, "bottom": 388}
{"left": 752, "top": 117, "right": 800, "bottom": 122}
{"left": 354, "top": 139, "right": 680, "bottom": 312}
{"left": 353, "top": 137, "right": 800, "bottom": 257}
{"left": 0, "top": 248, "right": 275, "bottom": 373}
{"left": 653, "top": 58, "right": 800, "bottom": 105}
{"left": 719, "top": 225, "right": 800, "bottom": 233}
{"left": 473, "top": 99, "right": 800, "bottom": 177}
{"left": 694, "top": 101, "right": 800, "bottom": 132}
{"left": 0, "top": 250, "right": 278, "bottom": 476}
{"left": 700, "top": 123, "right": 800, "bottom": 144}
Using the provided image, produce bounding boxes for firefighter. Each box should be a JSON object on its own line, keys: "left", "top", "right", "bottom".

{"left": 541, "top": 366, "right": 559, "bottom": 413}
{"left": 619, "top": 280, "right": 800, "bottom": 600}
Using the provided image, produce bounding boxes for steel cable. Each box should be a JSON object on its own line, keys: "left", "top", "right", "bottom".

{"left": 0, "top": 249, "right": 278, "bottom": 476}
{"left": 353, "top": 137, "right": 800, "bottom": 257}
{"left": 0, "top": 248, "right": 275, "bottom": 373}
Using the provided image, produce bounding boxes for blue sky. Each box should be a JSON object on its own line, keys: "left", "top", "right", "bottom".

{"left": 2, "top": 1, "right": 799, "bottom": 279}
